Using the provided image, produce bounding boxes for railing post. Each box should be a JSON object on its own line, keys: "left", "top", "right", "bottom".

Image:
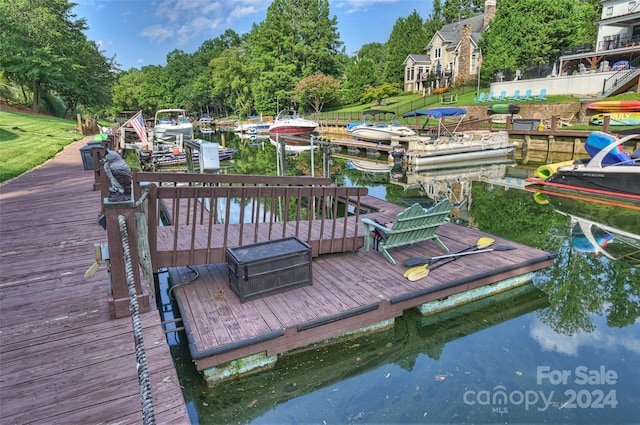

{"left": 104, "top": 199, "right": 150, "bottom": 319}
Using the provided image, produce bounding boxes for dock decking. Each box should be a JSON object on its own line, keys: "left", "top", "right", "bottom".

{"left": 0, "top": 139, "right": 190, "bottom": 424}
{"left": 168, "top": 196, "right": 556, "bottom": 381}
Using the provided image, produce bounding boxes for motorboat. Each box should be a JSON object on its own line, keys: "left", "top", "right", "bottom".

{"left": 234, "top": 116, "right": 272, "bottom": 134}
{"left": 525, "top": 132, "right": 640, "bottom": 200}
{"left": 347, "top": 110, "right": 416, "bottom": 142}
{"left": 268, "top": 109, "right": 318, "bottom": 136}
{"left": 152, "top": 108, "right": 194, "bottom": 151}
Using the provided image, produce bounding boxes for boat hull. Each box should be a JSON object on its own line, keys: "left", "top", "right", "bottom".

{"left": 349, "top": 126, "right": 415, "bottom": 142}
{"left": 269, "top": 125, "right": 316, "bottom": 136}
{"left": 407, "top": 146, "right": 516, "bottom": 167}
{"left": 545, "top": 165, "right": 640, "bottom": 198}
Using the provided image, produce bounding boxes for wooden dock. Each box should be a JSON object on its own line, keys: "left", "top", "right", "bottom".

{"left": 0, "top": 139, "right": 190, "bottom": 424}
{"left": 167, "top": 194, "right": 556, "bottom": 384}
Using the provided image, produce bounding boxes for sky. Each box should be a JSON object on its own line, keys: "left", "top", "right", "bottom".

{"left": 74, "top": 0, "right": 434, "bottom": 71}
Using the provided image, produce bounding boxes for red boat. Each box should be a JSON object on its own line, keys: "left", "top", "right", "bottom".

{"left": 268, "top": 109, "right": 318, "bottom": 136}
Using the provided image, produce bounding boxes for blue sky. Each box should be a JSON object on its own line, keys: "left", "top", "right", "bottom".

{"left": 74, "top": 0, "right": 433, "bottom": 71}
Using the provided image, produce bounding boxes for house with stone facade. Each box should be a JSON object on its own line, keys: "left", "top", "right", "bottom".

{"left": 403, "top": 0, "right": 496, "bottom": 93}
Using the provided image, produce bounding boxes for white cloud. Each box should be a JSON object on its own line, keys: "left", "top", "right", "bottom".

{"left": 530, "top": 316, "right": 640, "bottom": 357}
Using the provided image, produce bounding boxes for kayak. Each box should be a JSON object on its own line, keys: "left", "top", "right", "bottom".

{"left": 589, "top": 112, "right": 640, "bottom": 126}
{"left": 488, "top": 104, "right": 520, "bottom": 114}
{"left": 587, "top": 100, "right": 640, "bottom": 112}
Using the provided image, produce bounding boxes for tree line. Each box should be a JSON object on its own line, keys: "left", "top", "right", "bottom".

{"left": 0, "top": 0, "right": 599, "bottom": 118}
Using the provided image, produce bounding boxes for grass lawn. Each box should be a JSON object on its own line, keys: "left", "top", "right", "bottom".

{"left": 0, "top": 109, "right": 84, "bottom": 183}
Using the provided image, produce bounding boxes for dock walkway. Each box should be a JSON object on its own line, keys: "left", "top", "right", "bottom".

{"left": 0, "top": 139, "right": 190, "bottom": 424}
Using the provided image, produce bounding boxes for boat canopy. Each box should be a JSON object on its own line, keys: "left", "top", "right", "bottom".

{"left": 402, "top": 108, "right": 467, "bottom": 136}
{"left": 363, "top": 109, "right": 395, "bottom": 116}
{"left": 402, "top": 108, "right": 467, "bottom": 119}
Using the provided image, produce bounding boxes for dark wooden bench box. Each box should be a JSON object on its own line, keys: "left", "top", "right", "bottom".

{"left": 226, "top": 237, "right": 313, "bottom": 303}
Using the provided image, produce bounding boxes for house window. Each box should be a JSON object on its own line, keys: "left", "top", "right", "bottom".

{"left": 434, "top": 48, "right": 441, "bottom": 59}
{"left": 606, "top": 6, "right": 613, "bottom": 17}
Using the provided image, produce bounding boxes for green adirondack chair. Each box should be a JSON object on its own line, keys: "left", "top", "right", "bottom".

{"left": 361, "top": 199, "right": 452, "bottom": 265}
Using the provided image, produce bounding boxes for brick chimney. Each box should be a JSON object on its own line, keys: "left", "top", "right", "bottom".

{"left": 458, "top": 24, "right": 472, "bottom": 80}
{"left": 484, "top": 0, "right": 496, "bottom": 28}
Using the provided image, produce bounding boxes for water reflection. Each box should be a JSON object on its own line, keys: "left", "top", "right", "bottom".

{"left": 160, "top": 130, "right": 639, "bottom": 424}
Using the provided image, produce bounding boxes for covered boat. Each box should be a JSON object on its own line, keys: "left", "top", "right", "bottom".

{"left": 398, "top": 108, "right": 517, "bottom": 167}
{"left": 526, "top": 132, "right": 640, "bottom": 199}
{"left": 348, "top": 110, "right": 416, "bottom": 142}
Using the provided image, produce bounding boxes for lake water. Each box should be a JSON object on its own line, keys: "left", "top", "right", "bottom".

{"left": 158, "top": 131, "right": 639, "bottom": 424}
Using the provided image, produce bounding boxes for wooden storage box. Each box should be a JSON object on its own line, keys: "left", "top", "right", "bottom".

{"left": 226, "top": 237, "right": 312, "bottom": 303}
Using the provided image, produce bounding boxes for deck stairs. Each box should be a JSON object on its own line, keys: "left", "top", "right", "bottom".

{"left": 600, "top": 57, "right": 640, "bottom": 97}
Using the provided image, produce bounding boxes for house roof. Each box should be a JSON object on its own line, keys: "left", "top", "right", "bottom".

{"left": 429, "top": 14, "right": 485, "bottom": 50}
{"left": 403, "top": 54, "right": 430, "bottom": 65}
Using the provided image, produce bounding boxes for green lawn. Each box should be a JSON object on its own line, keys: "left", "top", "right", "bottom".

{"left": 0, "top": 110, "right": 83, "bottom": 182}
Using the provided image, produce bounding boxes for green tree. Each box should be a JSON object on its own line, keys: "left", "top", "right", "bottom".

{"left": 292, "top": 73, "right": 340, "bottom": 113}
{"left": 57, "top": 39, "right": 114, "bottom": 116}
{"left": 479, "top": 0, "right": 601, "bottom": 83}
{"left": 442, "top": 0, "right": 485, "bottom": 23}
{"left": 362, "top": 83, "right": 400, "bottom": 106}
{"left": 424, "top": 0, "right": 445, "bottom": 39}
{"left": 384, "top": 11, "right": 429, "bottom": 84}
{"left": 342, "top": 57, "right": 379, "bottom": 104}
{"left": 245, "top": 0, "right": 343, "bottom": 113}
{"left": 0, "top": 0, "right": 93, "bottom": 112}
{"left": 210, "top": 48, "right": 254, "bottom": 117}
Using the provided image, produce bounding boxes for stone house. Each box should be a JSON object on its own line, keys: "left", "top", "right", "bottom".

{"left": 403, "top": 0, "right": 496, "bottom": 93}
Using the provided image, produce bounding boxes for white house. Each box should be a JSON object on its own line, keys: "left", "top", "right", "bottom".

{"left": 403, "top": 0, "right": 496, "bottom": 93}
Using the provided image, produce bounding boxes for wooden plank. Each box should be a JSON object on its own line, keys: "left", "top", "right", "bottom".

{"left": 0, "top": 139, "right": 190, "bottom": 424}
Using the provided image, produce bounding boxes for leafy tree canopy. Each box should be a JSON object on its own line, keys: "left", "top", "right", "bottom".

{"left": 292, "top": 73, "right": 340, "bottom": 113}
{"left": 479, "top": 0, "right": 601, "bottom": 83}
{"left": 384, "top": 11, "right": 429, "bottom": 84}
{"left": 0, "top": 0, "right": 113, "bottom": 113}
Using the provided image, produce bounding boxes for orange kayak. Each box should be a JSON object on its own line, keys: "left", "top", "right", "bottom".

{"left": 587, "top": 100, "right": 640, "bottom": 112}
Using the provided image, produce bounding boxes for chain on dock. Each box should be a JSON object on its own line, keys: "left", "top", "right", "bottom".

{"left": 118, "top": 214, "right": 156, "bottom": 425}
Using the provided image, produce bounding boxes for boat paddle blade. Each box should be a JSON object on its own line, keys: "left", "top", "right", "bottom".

{"left": 407, "top": 268, "right": 429, "bottom": 282}
{"left": 403, "top": 264, "right": 427, "bottom": 278}
{"left": 402, "top": 237, "right": 496, "bottom": 267}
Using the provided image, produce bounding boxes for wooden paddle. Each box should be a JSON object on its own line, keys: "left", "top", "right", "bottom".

{"left": 403, "top": 237, "right": 495, "bottom": 267}
{"left": 406, "top": 245, "right": 516, "bottom": 282}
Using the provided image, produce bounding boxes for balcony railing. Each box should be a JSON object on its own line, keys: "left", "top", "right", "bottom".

{"left": 597, "top": 35, "right": 640, "bottom": 52}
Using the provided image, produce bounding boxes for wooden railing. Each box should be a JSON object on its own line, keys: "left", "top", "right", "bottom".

{"left": 102, "top": 170, "right": 368, "bottom": 317}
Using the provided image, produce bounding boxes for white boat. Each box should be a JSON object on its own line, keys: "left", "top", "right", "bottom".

{"left": 152, "top": 108, "right": 193, "bottom": 151}
{"left": 269, "top": 135, "right": 318, "bottom": 154}
{"left": 269, "top": 109, "right": 318, "bottom": 136}
{"left": 347, "top": 110, "right": 416, "bottom": 142}
{"left": 346, "top": 158, "right": 393, "bottom": 174}
{"left": 403, "top": 131, "right": 517, "bottom": 168}
{"left": 234, "top": 116, "right": 272, "bottom": 134}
